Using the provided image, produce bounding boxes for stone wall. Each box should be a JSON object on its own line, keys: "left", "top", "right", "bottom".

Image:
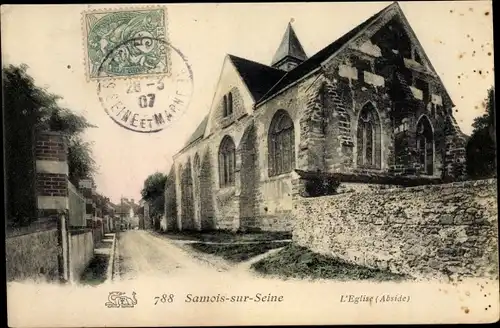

{"left": 293, "top": 179, "right": 498, "bottom": 280}
{"left": 250, "top": 75, "right": 318, "bottom": 231}
{"left": 6, "top": 228, "right": 61, "bottom": 282}
{"left": 69, "top": 230, "right": 94, "bottom": 282}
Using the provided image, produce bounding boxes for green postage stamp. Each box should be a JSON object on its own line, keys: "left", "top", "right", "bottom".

{"left": 83, "top": 7, "right": 170, "bottom": 80}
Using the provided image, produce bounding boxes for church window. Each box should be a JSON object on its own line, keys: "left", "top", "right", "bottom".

{"left": 268, "top": 110, "right": 295, "bottom": 177}
{"left": 218, "top": 136, "right": 235, "bottom": 187}
{"left": 357, "top": 103, "right": 381, "bottom": 169}
{"left": 416, "top": 116, "right": 434, "bottom": 175}
{"left": 223, "top": 92, "right": 234, "bottom": 117}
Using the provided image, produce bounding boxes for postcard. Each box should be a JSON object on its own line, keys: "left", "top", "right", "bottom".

{"left": 3, "top": 1, "right": 498, "bottom": 326}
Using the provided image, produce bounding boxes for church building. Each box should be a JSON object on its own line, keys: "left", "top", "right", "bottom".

{"left": 164, "top": 2, "right": 467, "bottom": 232}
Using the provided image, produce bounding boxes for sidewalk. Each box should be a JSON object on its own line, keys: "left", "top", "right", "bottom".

{"left": 80, "top": 232, "right": 117, "bottom": 285}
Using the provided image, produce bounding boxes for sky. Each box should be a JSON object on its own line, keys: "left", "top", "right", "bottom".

{"left": 1, "top": 2, "right": 494, "bottom": 204}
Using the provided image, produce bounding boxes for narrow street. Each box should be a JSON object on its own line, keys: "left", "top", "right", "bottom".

{"left": 116, "top": 230, "right": 237, "bottom": 280}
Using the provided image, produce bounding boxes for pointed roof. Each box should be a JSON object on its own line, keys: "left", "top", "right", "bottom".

{"left": 182, "top": 55, "right": 285, "bottom": 149}
{"left": 260, "top": 3, "right": 395, "bottom": 103}
{"left": 229, "top": 55, "right": 286, "bottom": 100}
{"left": 271, "top": 23, "right": 308, "bottom": 66}
{"left": 181, "top": 56, "right": 285, "bottom": 150}
{"left": 183, "top": 115, "right": 209, "bottom": 147}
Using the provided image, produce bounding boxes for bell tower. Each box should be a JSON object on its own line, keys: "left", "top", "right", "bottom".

{"left": 271, "top": 22, "right": 308, "bottom": 71}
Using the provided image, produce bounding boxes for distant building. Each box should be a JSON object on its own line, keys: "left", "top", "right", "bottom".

{"left": 115, "top": 197, "right": 140, "bottom": 229}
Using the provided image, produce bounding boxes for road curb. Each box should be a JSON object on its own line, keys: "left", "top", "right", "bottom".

{"left": 113, "top": 233, "right": 121, "bottom": 281}
{"left": 106, "top": 233, "right": 116, "bottom": 282}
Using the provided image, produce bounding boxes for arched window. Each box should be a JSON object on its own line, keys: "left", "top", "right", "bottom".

{"left": 223, "top": 95, "right": 228, "bottom": 117}
{"left": 268, "top": 110, "right": 295, "bottom": 177}
{"left": 357, "top": 103, "right": 381, "bottom": 169}
{"left": 416, "top": 116, "right": 434, "bottom": 175}
{"left": 222, "top": 92, "right": 233, "bottom": 117}
{"left": 227, "top": 92, "right": 233, "bottom": 116}
{"left": 218, "top": 136, "right": 235, "bottom": 187}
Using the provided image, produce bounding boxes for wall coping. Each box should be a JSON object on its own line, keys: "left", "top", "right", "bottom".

{"left": 294, "top": 169, "right": 489, "bottom": 187}
{"left": 298, "top": 178, "right": 497, "bottom": 199}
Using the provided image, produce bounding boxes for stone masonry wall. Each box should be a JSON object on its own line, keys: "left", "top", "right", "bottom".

{"left": 69, "top": 230, "right": 94, "bottom": 282}
{"left": 251, "top": 74, "right": 319, "bottom": 232}
{"left": 6, "top": 228, "right": 61, "bottom": 282}
{"left": 293, "top": 179, "right": 498, "bottom": 280}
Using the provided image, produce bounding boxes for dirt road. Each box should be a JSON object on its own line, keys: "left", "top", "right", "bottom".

{"left": 117, "top": 230, "right": 236, "bottom": 280}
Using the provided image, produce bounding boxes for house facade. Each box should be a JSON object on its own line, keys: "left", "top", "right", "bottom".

{"left": 165, "top": 2, "right": 467, "bottom": 232}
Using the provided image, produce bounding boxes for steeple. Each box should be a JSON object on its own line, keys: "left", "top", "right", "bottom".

{"left": 271, "top": 22, "right": 308, "bottom": 71}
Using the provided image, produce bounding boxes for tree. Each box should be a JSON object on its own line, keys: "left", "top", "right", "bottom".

{"left": 3, "top": 64, "right": 97, "bottom": 225}
{"left": 466, "top": 87, "right": 496, "bottom": 179}
{"left": 140, "top": 172, "right": 167, "bottom": 228}
{"left": 94, "top": 193, "right": 111, "bottom": 217}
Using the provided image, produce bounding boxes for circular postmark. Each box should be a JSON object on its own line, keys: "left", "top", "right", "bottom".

{"left": 97, "top": 38, "right": 193, "bottom": 133}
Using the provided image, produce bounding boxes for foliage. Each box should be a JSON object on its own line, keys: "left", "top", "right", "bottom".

{"left": 466, "top": 87, "right": 497, "bottom": 179}
{"left": 94, "top": 193, "right": 112, "bottom": 217}
{"left": 3, "top": 64, "right": 97, "bottom": 182}
{"left": 190, "top": 242, "right": 290, "bottom": 263}
{"left": 471, "top": 88, "right": 495, "bottom": 132}
{"left": 3, "top": 64, "right": 97, "bottom": 224}
{"left": 141, "top": 172, "right": 168, "bottom": 220}
{"left": 68, "top": 137, "right": 98, "bottom": 186}
{"left": 251, "top": 244, "right": 408, "bottom": 281}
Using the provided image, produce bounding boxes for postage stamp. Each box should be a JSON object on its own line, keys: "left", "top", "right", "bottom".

{"left": 96, "top": 40, "right": 193, "bottom": 133}
{"left": 82, "top": 7, "right": 171, "bottom": 80}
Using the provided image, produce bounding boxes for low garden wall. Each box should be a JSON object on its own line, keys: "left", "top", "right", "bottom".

{"left": 6, "top": 228, "right": 61, "bottom": 282}
{"left": 69, "top": 230, "right": 94, "bottom": 282}
{"left": 293, "top": 179, "right": 498, "bottom": 280}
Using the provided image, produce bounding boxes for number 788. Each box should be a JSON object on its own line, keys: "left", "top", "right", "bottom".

{"left": 154, "top": 294, "right": 174, "bottom": 304}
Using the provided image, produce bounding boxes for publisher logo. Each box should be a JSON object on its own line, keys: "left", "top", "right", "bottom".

{"left": 105, "top": 291, "right": 138, "bottom": 308}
